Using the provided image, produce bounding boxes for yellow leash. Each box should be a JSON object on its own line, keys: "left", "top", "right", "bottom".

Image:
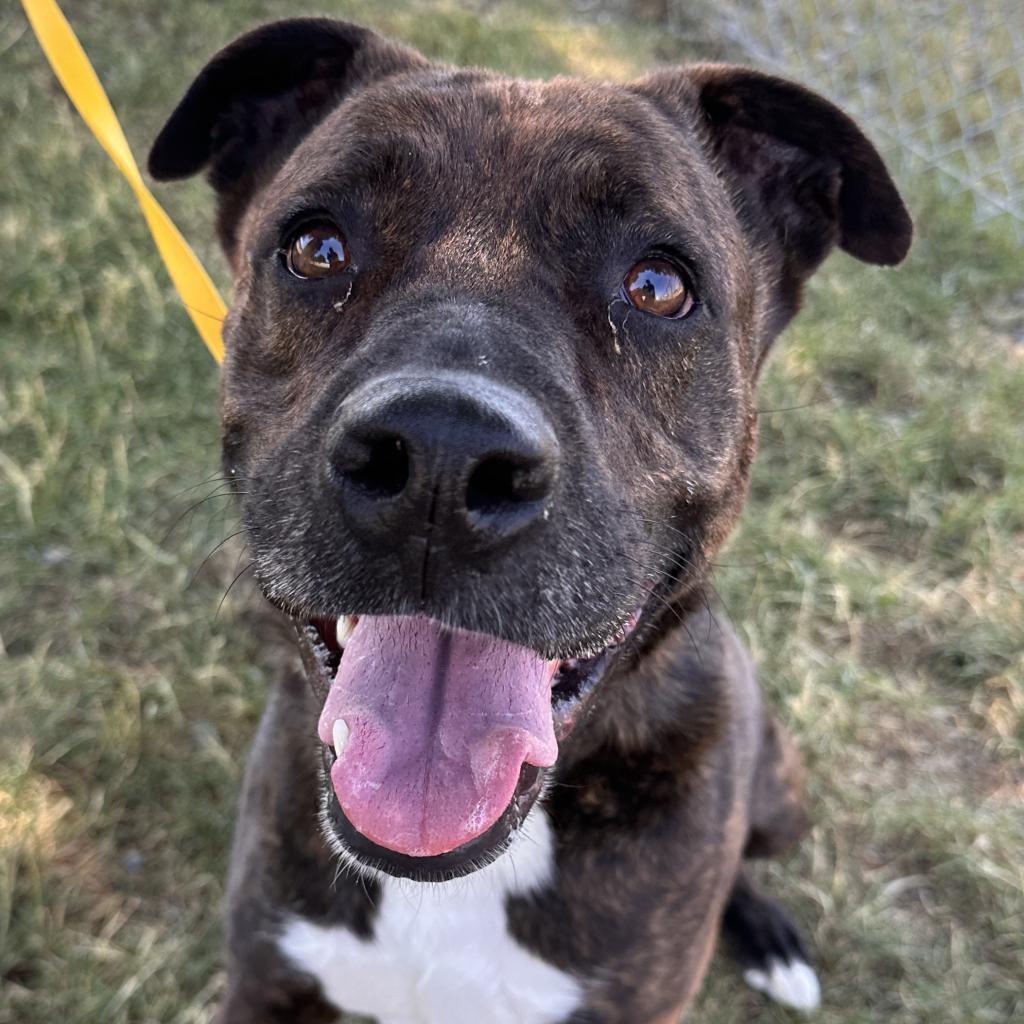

{"left": 20, "top": 0, "right": 226, "bottom": 363}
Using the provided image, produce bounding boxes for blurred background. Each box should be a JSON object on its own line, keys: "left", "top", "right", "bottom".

{"left": 1, "top": 1, "right": 1021, "bottom": 1021}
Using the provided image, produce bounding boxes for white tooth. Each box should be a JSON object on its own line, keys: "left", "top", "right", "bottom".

{"left": 332, "top": 719, "right": 350, "bottom": 756}
{"left": 335, "top": 616, "right": 356, "bottom": 649}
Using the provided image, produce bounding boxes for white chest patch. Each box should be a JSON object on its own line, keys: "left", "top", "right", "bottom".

{"left": 278, "top": 810, "right": 583, "bottom": 1024}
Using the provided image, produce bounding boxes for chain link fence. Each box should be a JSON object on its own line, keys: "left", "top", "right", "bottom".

{"left": 663, "top": 0, "right": 1024, "bottom": 240}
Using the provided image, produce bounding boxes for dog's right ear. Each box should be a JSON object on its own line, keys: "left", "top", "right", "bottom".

{"left": 148, "top": 18, "right": 427, "bottom": 253}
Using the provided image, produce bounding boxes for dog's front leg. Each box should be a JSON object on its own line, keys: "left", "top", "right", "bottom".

{"left": 218, "top": 973, "right": 339, "bottom": 1024}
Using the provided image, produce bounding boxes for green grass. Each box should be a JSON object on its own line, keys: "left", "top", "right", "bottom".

{"left": 1, "top": 1, "right": 1022, "bottom": 1022}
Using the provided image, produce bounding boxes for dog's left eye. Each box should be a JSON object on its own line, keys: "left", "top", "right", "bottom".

{"left": 285, "top": 221, "right": 351, "bottom": 279}
{"left": 622, "top": 258, "right": 695, "bottom": 318}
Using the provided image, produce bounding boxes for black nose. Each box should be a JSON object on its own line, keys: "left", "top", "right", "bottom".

{"left": 325, "top": 373, "right": 559, "bottom": 555}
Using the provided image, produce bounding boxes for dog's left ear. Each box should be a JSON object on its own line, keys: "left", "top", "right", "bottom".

{"left": 635, "top": 65, "right": 912, "bottom": 335}
{"left": 148, "top": 18, "right": 428, "bottom": 254}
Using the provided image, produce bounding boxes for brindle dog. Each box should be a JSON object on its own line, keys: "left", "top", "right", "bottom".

{"left": 149, "top": 18, "right": 910, "bottom": 1024}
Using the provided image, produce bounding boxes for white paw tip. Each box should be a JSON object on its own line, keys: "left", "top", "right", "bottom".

{"left": 332, "top": 718, "right": 350, "bottom": 756}
{"left": 744, "top": 958, "right": 821, "bottom": 1013}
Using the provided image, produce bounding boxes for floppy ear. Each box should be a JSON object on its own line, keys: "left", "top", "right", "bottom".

{"left": 635, "top": 65, "right": 912, "bottom": 336}
{"left": 148, "top": 18, "right": 428, "bottom": 253}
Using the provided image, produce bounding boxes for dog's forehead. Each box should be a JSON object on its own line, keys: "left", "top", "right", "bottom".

{"left": 240, "top": 69, "right": 744, "bottom": 301}
{"left": 273, "top": 70, "right": 722, "bottom": 223}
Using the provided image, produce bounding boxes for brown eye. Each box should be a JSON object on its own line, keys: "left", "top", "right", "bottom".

{"left": 622, "top": 258, "right": 695, "bottom": 318}
{"left": 286, "top": 222, "right": 350, "bottom": 279}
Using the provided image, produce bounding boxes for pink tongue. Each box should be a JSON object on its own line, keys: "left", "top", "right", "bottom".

{"left": 317, "top": 616, "right": 558, "bottom": 857}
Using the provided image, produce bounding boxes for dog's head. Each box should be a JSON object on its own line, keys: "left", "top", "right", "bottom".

{"left": 151, "top": 19, "right": 910, "bottom": 880}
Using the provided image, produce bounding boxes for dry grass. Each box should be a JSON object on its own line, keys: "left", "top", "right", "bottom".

{"left": 1, "top": 1, "right": 1022, "bottom": 1021}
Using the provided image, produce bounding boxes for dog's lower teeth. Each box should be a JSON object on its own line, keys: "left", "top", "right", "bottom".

{"left": 332, "top": 719, "right": 350, "bottom": 755}
{"left": 335, "top": 616, "right": 357, "bottom": 649}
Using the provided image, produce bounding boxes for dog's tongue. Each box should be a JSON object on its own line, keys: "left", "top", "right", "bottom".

{"left": 317, "top": 616, "right": 558, "bottom": 858}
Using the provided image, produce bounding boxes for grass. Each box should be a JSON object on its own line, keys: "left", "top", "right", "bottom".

{"left": 1, "top": 1, "right": 1021, "bottom": 1021}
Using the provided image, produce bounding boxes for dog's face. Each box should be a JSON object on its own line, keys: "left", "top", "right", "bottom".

{"left": 151, "top": 19, "right": 909, "bottom": 880}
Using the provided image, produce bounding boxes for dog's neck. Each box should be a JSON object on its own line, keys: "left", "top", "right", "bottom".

{"left": 562, "top": 598, "right": 730, "bottom": 766}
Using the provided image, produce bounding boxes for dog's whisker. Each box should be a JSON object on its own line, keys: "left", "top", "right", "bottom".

{"left": 183, "top": 302, "right": 226, "bottom": 325}
{"left": 755, "top": 398, "right": 831, "bottom": 416}
{"left": 160, "top": 488, "right": 238, "bottom": 544}
{"left": 186, "top": 528, "right": 249, "bottom": 589}
{"left": 163, "top": 470, "right": 230, "bottom": 502}
{"left": 618, "top": 571, "right": 706, "bottom": 664}
{"left": 215, "top": 555, "right": 254, "bottom": 619}
{"left": 631, "top": 542, "right": 732, "bottom": 634}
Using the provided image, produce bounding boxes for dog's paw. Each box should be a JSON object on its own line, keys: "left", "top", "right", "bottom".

{"left": 743, "top": 958, "right": 820, "bottom": 1013}
{"left": 723, "top": 876, "right": 820, "bottom": 1013}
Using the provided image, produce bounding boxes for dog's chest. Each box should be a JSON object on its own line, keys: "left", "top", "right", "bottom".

{"left": 278, "top": 811, "right": 582, "bottom": 1024}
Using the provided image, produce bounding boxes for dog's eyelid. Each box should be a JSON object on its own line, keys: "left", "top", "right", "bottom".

{"left": 263, "top": 200, "right": 347, "bottom": 249}
{"left": 276, "top": 208, "right": 339, "bottom": 243}
{"left": 644, "top": 246, "right": 700, "bottom": 286}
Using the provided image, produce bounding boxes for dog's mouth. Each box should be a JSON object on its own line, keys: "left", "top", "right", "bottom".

{"left": 296, "top": 611, "right": 637, "bottom": 875}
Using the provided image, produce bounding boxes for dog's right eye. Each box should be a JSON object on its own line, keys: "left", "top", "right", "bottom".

{"left": 285, "top": 222, "right": 351, "bottom": 279}
{"left": 622, "top": 257, "right": 695, "bottom": 319}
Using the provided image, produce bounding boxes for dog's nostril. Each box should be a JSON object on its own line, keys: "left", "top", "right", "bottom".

{"left": 341, "top": 435, "right": 410, "bottom": 498}
{"left": 465, "top": 456, "right": 548, "bottom": 514}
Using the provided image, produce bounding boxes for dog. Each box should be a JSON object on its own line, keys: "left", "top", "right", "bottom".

{"left": 148, "top": 17, "right": 911, "bottom": 1023}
